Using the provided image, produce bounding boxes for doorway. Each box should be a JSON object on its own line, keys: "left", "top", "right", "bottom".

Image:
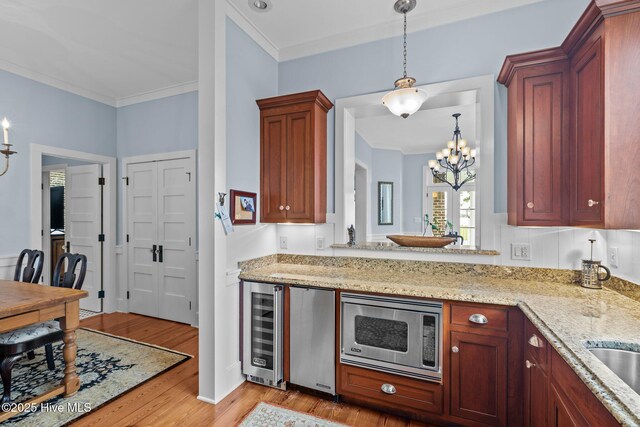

{"left": 31, "top": 144, "right": 117, "bottom": 313}
{"left": 123, "top": 150, "right": 197, "bottom": 325}
{"left": 354, "top": 161, "right": 369, "bottom": 243}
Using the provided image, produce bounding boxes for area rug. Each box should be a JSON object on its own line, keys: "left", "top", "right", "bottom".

{"left": 240, "top": 402, "right": 348, "bottom": 427}
{"left": 3, "top": 328, "right": 191, "bottom": 427}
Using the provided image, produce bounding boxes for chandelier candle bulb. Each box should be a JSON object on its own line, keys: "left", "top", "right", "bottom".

{"left": 447, "top": 140, "right": 456, "bottom": 149}
{"left": 436, "top": 152, "right": 444, "bottom": 160}
{"left": 2, "top": 117, "right": 9, "bottom": 146}
{"left": 428, "top": 160, "right": 438, "bottom": 169}
{"left": 459, "top": 139, "right": 467, "bottom": 148}
{"left": 470, "top": 149, "right": 477, "bottom": 158}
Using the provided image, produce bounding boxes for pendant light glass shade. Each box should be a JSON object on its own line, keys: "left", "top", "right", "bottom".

{"left": 382, "top": 86, "right": 428, "bottom": 119}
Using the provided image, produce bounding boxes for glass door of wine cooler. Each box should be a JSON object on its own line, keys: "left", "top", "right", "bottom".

{"left": 242, "top": 281, "right": 283, "bottom": 387}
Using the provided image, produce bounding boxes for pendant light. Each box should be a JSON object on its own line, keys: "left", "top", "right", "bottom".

{"left": 382, "top": 0, "right": 427, "bottom": 119}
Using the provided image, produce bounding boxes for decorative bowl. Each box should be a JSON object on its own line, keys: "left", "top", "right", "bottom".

{"left": 386, "top": 235, "right": 456, "bottom": 248}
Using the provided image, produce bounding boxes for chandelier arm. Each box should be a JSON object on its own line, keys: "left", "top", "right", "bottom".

{"left": 0, "top": 154, "right": 9, "bottom": 177}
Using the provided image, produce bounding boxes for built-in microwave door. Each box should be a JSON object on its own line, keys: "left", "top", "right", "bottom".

{"left": 342, "top": 302, "right": 425, "bottom": 366}
{"left": 242, "top": 282, "right": 283, "bottom": 386}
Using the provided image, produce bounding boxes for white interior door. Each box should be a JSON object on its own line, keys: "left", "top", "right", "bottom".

{"left": 157, "top": 158, "right": 196, "bottom": 324}
{"left": 127, "top": 157, "right": 196, "bottom": 324}
{"left": 127, "top": 162, "right": 159, "bottom": 318}
{"left": 66, "top": 164, "right": 102, "bottom": 311}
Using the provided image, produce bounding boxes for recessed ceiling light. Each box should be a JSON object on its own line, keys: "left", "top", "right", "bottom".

{"left": 249, "top": 0, "right": 272, "bottom": 12}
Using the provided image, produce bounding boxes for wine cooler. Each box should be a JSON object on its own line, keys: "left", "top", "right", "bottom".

{"left": 242, "top": 281, "right": 284, "bottom": 389}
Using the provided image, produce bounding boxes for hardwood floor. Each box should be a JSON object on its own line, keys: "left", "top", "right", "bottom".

{"left": 74, "top": 313, "right": 432, "bottom": 426}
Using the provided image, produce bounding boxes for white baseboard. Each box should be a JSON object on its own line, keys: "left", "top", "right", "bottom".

{"left": 197, "top": 395, "right": 216, "bottom": 405}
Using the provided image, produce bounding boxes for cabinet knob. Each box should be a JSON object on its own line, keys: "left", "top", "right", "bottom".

{"left": 527, "top": 202, "right": 534, "bottom": 209}
{"left": 285, "top": 205, "right": 290, "bottom": 211}
{"left": 525, "top": 360, "right": 536, "bottom": 369}
{"left": 468, "top": 314, "right": 489, "bottom": 324}
{"left": 452, "top": 346, "right": 459, "bottom": 353}
{"left": 279, "top": 205, "right": 284, "bottom": 211}
{"left": 588, "top": 199, "right": 600, "bottom": 207}
{"left": 381, "top": 383, "right": 396, "bottom": 395}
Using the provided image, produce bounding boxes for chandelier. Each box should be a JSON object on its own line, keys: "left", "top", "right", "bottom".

{"left": 381, "top": 0, "right": 427, "bottom": 119}
{"left": 0, "top": 117, "right": 16, "bottom": 177}
{"left": 428, "top": 113, "right": 477, "bottom": 191}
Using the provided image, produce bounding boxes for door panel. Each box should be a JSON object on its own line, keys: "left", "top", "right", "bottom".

{"left": 450, "top": 331, "right": 507, "bottom": 426}
{"left": 261, "top": 115, "right": 287, "bottom": 222}
{"left": 127, "top": 162, "right": 158, "bottom": 318}
{"left": 156, "top": 159, "right": 195, "bottom": 324}
{"left": 571, "top": 37, "right": 604, "bottom": 226}
{"left": 523, "top": 72, "right": 565, "bottom": 223}
{"left": 66, "top": 164, "right": 102, "bottom": 312}
{"left": 286, "top": 111, "right": 312, "bottom": 220}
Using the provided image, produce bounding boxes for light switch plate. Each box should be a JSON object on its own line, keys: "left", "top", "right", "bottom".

{"left": 279, "top": 236, "right": 288, "bottom": 250}
{"left": 511, "top": 243, "right": 531, "bottom": 261}
{"left": 316, "top": 237, "right": 326, "bottom": 250}
{"left": 608, "top": 247, "right": 619, "bottom": 268}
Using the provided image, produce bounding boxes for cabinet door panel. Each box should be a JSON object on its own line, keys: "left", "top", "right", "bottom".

{"left": 525, "top": 356, "right": 548, "bottom": 427}
{"left": 285, "top": 111, "right": 313, "bottom": 220}
{"left": 261, "top": 115, "right": 288, "bottom": 222}
{"left": 523, "top": 72, "right": 566, "bottom": 223}
{"left": 450, "top": 331, "right": 507, "bottom": 426}
{"left": 571, "top": 37, "right": 604, "bottom": 226}
{"left": 549, "top": 382, "right": 588, "bottom": 427}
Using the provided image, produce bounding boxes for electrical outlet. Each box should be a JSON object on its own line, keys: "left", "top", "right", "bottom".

{"left": 608, "top": 247, "right": 619, "bottom": 268}
{"left": 279, "top": 236, "right": 288, "bottom": 250}
{"left": 316, "top": 237, "right": 326, "bottom": 250}
{"left": 511, "top": 243, "right": 531, "bottom": 261}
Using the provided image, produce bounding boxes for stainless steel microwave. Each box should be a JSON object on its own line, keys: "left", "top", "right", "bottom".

{"left": 341, "top": 293, "right": 443, "bottom": 382}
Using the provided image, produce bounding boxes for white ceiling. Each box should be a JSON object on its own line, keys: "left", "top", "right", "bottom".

{"left": 227, "top": 0, "right": 543, "bottom": 61}
{"left": 0, "top": 0, "right": 197, "bottom": 106}
{"left": 355, "top": 103, "right": 477, "bottom": 155}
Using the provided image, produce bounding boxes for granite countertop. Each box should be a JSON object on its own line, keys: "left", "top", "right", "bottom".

{"left": 331, "top": 242, "right": 500, "bottom": 256}
{"left": 238, "top": 254, "right": 640, "bottom": 426}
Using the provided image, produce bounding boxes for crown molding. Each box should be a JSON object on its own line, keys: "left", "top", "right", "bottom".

{"left": 225, "top": 0, "right": 280, "bottom": 61}
{"left": 116, "top": 81, "right": 199, "bottom": 107}
{"left": 0, "top": 58, "right": 117, "bottom": 107}
{"left": 278, "top": 0, "right": 543, "bottom": 62}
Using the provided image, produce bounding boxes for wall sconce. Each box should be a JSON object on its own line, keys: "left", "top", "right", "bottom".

{"left": 0, "top": 117, "right": 17, "bottom": 177}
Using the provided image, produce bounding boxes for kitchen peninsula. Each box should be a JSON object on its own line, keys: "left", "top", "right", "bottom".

{"left": 239, "top": 254, "right": 640, "bottom": 426}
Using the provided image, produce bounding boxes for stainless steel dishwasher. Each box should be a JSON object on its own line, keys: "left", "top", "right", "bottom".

{"left": 289, "top": 286, "right": 336, "bottom": 395}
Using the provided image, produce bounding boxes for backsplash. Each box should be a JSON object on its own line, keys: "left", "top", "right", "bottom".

{"left": 273, "top": 221, "right": 640, "bottom": 288}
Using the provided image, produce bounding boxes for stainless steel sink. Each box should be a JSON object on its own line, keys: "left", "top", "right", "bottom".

{"left": 589, "top": 347, "right": 640, "bottom": 394}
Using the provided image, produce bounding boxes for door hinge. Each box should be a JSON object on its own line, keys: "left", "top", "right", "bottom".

{"left": 186, "top": 172, "right": 191, "bottom": 182}
{"left": 189, "top": 301, "right": 192, "bottom": 310}
{"left": 126, "top": 291, "right": 130, "bottom": 300}
{"left": 126, "top": 234, "right": 130, "bottom": 243}
{"left": 98, "top": 234, "right": 105, "bottom": 242}
{"left": 98, "top": 290, "right": 105, "bottom": 299}
{"left": 122, "top": 176, "right": 129, "bottom": 186}
{"left": 41, "top": 229, "right": 44, "bottom": 237}
{"left": 98, "top": 177, "right": 106, "bottom": 186}
{"left": 188, "top": 237, "right": 191, "bottom": 246}
{"left": 41, "top": 183, "right": 44, "bottom": 190}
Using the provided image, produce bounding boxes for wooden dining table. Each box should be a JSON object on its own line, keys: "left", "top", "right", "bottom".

{"left": 0, "top": 280, "right": 87, "bottom": 422}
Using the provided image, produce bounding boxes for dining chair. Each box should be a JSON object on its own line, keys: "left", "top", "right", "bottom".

{"left": 0, "top": 253, "right": 87, "bottom": 405}
{"left": 13, "top": 249, "right": 44, "bottom": 284}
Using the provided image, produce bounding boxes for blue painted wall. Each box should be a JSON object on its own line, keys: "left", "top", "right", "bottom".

{"left": 278, "top": 0, "right": 589, "bottom": 213}
{"left": 227, "top": 18, "right": 278, "bottom": 194}
{"left": 0, "top": 69, "right": 116, "bottom": 256}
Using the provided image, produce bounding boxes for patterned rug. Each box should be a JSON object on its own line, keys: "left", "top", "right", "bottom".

{"left": 240, "top": 402, "right": 348, "bottom": 427}
{"left": 2, "top": 328, "right": 191, "bottom": 427}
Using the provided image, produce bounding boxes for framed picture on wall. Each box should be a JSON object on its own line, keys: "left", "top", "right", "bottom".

{"left": 230, "top": 190, "right": 257, "bottom": 225}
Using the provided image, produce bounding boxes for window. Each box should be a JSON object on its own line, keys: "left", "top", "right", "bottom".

{"left": 424, "top": 167, "right": 478, "bottom": 247}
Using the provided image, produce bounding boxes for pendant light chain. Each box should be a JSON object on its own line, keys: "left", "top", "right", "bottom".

{"left": 403, "top": 12, "right": 408, "bottom": 78}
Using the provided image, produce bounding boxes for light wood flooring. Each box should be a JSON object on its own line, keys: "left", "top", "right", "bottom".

{"left": 73, "top": 313, "right": 431, "bottom": 426}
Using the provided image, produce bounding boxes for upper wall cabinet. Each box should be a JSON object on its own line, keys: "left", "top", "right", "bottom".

{"left": 257, "top": 90, "right": 333, "bottom": 223}
{"left": 498, "top": 0, "right": 640, "bottom": 229}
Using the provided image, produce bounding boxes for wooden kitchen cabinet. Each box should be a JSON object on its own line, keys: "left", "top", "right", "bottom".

{"left": 524, "top": 321, "right": 549, "bottom": 427}
{"left": 504, "top": 59, "right": 569, "bottom": 226}
{"left": 257, "top": 90, "right": 333, "bottom": 224}
{"left": 450, "top": 331, "right": 508, "bottom": 426}
{"left": 499, "top": 1, "right": 640, "bottom": 229}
